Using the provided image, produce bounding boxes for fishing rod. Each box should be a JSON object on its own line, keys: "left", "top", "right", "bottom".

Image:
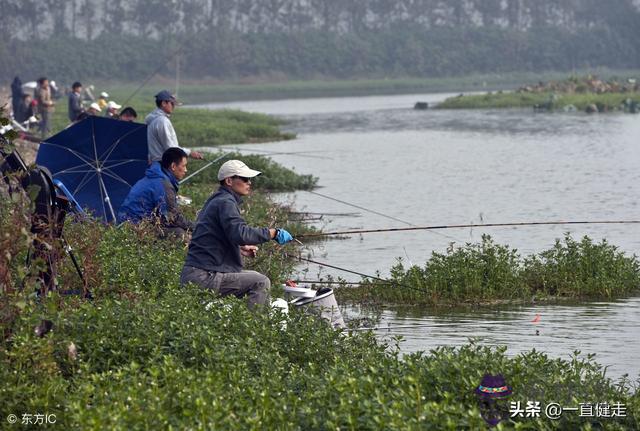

{"left": 305, "top": 190, "right": 463, "bottom": 242}
{"left": 291, "top": 279, "right": 393, "bottom": 286}
{"left": 289, "top": 211, "right": 361, "bottom": 217}
{"left": 179, "top": 152, "right": 231, "bottom": 185}
{"left": 219, "top": 146, "right": 334, "bottom": 160}
{"left": 353, "top": 320, "right": 514, "bottom": 331}
{"left": 122, "top": 36, "right": 192, "bottom": 106}
{"left": 296, "top": 220, "right": 640, "bottom": 239}
{"left": 285, "top": 252, "right": 430, "bottom": 295}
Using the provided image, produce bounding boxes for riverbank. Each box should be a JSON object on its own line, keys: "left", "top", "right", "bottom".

{"left": 437, "top": 74, "right": 640, "bottom": 112}
{"left": 69, "top": 68, "right": 640, "bottom": 104}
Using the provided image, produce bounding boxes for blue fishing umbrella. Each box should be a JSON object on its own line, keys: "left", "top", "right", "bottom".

{"left": 36, "top": 116, "right": 148, "bottom": 222}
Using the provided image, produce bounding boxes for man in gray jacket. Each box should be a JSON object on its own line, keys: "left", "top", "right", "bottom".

{"left": 145, "top": 90, "right": 203, "bottom": 163}
{"left": 68, "top": 81, "right": 84, "bottom": 122}
{"left": 180, "top": 160, "right": 293, "bottom": 310}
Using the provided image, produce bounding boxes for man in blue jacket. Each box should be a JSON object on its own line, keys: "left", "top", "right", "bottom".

{"left": 181, "top": 160, "right": 293, "bottom": 310}
{"left": 117, "top": 147, "right": 193, "bottom": 238}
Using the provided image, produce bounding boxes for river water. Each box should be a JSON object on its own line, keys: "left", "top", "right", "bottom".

{"left": 196, "top": 92, "right": 640, "bottom": 379}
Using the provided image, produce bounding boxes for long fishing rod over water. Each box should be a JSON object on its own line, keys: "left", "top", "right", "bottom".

{"left": 296, "top": 220, "right": 640, "bottom": 239}
{"left": 306, "top": 190, "right": 463, "bottom": 242}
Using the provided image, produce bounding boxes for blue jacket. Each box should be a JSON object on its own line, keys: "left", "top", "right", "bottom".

{"left": 184, "top": 186, "right": 271, "bottom": 273}
{"left": 117, "top": 162, "right": 192, "bottom": 230}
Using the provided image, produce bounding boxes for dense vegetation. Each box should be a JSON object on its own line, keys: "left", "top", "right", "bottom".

{"left": 2, "top": 109, "right": 640, "bottom": 429}
{"left": 1, "top": 193, "right": 639, "bottom": 429}
{"left": 4, "top": 0, "right": 640, "bottom": 82}
{"left": 438, "top": 75, "right": 640, "bottom": 111}
{"left": 335, "top": 235, "right": 640, "bottom": 306}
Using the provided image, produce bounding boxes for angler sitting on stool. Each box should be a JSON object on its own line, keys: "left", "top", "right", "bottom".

{"left": 180, "top": 160, "right": 293, "bottom": 310}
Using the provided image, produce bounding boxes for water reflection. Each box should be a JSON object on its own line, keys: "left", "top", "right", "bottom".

{"left": 346, "top": 296, "right": 640, "bottom": 380}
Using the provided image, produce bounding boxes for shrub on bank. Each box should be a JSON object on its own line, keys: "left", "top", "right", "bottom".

{"left": 438, "top": 91, "right": 640, "bottom": 111}
{"left": 183, "top": 152, "right": 317, "bottom": 192}
{"left": 1, "top": 287, "right": 639, "bottom": 429}
{"left": 173, "top": 108, "right": 295, "bottom": 148}
{"left": 336, "top": 235, "right": 640, "bottom": 305}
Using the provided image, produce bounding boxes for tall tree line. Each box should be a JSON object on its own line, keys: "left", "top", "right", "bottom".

{"left": 2, "top": 0, "right": 640, "bottom": 82}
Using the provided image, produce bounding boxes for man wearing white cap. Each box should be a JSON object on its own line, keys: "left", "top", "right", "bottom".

{"left": 74, "top": 102, "right": 101, "bottom": 122}
{"left": 105, "top": 100, "right": 121, "bottom": 118}
{"left": 181, "top": 160, "right": 293, "bottom": 310}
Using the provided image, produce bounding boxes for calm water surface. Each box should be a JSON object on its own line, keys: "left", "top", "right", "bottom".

{"left": 196, "top": 93, "right": 640, "bottom": 379}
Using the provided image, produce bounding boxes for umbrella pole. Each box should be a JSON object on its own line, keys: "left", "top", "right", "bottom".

{"left": 98, "top": 174, "right": 117, "bottom": 222}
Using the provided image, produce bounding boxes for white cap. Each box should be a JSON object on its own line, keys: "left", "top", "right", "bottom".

{"left": 217, "top": 160, "right": 262, "bottom": 181}
{"left": 89, "top": 102, "right": 101, "bottom": 112}
{"left": 100, "top": 92, "right": 109, "bottom": 98}
{"left": 107, "top": 101, "right": 121, "bottom": 110}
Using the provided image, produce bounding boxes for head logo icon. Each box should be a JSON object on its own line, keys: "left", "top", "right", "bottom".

{"left": 475, "top": 374, "right": 512, "bottom": 427}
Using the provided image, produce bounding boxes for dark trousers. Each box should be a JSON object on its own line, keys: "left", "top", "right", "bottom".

{"left": 39, "top": 110, "right": 51, "bottom": 137}
{"left": 180, "top": 265, "right": 270, "bottom": 310}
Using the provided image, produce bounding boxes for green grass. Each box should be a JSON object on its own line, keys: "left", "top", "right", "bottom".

{"left": 47, "top": 88, "right": 293, "bottom": 148}
{"left": 437, "top": 91, "right": 640, "bottom": 111}
{"left": 2, "top": 286, "right": 639, "bottom": 429}
{"left": 334, "top": 234, "right": 640, "bottom": 306}
{"left": 84, "top": 68, "right": 640, "bottom": 103}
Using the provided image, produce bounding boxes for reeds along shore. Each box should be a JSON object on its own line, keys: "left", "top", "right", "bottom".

{"left": 334, "top": 234, "right": 640, "bottom": 306}
{"left": 437, "top": 75, "right": 640, "bottom": 112}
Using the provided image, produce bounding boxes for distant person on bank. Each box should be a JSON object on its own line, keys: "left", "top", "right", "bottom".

{"left": 34, "top": 77, "right": 55, "bottom": 137}
{"left": 180, "top": 160, "right": 293, "bottom": 310}
{"left": 97, "top": 92, "right": 109, "bottom": 110}
{"left": 117, "top": 147, "right": 194, "bottom": 238}
{"left": 118, "top": 106, "right": 138, "bottom": 122}
{"left": 105, "top": 100, "right": 121, "bottom": 118}
{"left": 145, "top": 90, "right": 203, "bottom": 163}
{"left": 68, "top": 81, "right": 84, "bottom": 122}
{"left": 14, "top": 94, "right": 35, "bottom": 124}
{"left": 75, "top": 102, "right": 101, "bottom": 122}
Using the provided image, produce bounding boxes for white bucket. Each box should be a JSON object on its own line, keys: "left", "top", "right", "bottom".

{"left": 290, "top": 287, "right": 346, "bottom": 329}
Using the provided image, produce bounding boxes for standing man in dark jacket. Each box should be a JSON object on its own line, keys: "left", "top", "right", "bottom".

{"left": 117, "top": 147, "right": 194, "bottom": 238}
{"left": 181, "top": 160, "right": 293, "bottom": 310}
{"left": 68, "top": 81, "right": 84, "bottom": 122}
{"left": 11, "top": 76, "right": 23, "bottom": 118}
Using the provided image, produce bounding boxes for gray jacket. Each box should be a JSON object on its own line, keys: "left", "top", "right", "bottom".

{"left": 145, "top": 108, "right": 191, "bottom": 162}
{"left": 184, "top": 187, "right": 271, "bottom": 273}
{"left": 68, "top": 92, "right": 83, "bottom": 122}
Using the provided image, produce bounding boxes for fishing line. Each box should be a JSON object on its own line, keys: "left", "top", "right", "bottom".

{"left": 179, "top": 152, "right": 231, "bottom": 185}
{"left": 296, "top": 220, "right": 640, "bottom": 239}
{"left": 290, "top": 279, "right": 392, "bottom": 285}
{"left": 122, "top": 36, "right": 192, "bottom": 106}
{"left": 284, "top": 252, "right": 430, "bottom": 295}
{"left": 353, "top": 320, "right": 513, "bottom": 331}
{"left": 218, "top": 146, "right": 334, "bottom": 160}
{"left": 306, "top": 190, "right": 463, "bottom": 242}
